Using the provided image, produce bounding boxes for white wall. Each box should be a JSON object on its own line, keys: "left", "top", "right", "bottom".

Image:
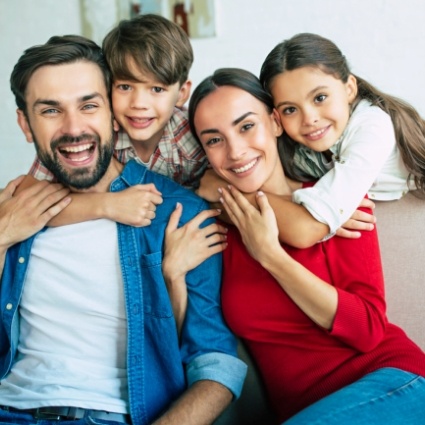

{"left": 1, "top": 0, "right": 425, "bottom": 187}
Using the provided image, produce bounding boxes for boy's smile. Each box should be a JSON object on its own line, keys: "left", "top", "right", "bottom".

{"left": 112, "top": 59, "right": 190, "bottom": 161}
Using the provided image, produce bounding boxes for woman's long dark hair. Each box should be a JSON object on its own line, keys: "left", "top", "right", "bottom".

{"left": 260, "top": 33, "right": 425, "bottom": 193}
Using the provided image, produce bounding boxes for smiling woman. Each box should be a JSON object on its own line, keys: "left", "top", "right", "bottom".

{"left": 179, "top": 67, "right": 425, "bottom": 424}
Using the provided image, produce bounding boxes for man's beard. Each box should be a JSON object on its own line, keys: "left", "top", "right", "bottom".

{"left": 34, "top": 132, "right": 115, "bottom": 190}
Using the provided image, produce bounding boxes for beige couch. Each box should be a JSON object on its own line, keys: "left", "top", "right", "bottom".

{"left": 216, "top": 192, "right": 425, "bottom": 425}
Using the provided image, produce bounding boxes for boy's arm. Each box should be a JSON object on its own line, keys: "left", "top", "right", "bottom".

{"left": 17, "top": 175, "right": 163, "bottom": 227}
{"left": 0, "top": 176, "right": 70, "bottom": 274}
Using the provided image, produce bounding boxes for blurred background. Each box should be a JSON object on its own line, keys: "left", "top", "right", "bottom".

{"left": 1, "top": 0, "right": 425, "bottom": 187}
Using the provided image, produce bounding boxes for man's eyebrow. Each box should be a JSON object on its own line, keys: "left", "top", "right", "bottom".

{"left": 199, "top": 112, "right": 256, "bottom": 136}
{"left": 32, "top": 92, "right": 106, "bottom": 111}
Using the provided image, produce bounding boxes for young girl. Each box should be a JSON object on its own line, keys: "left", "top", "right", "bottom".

{"left": 168, "top": 67, "right": 425, "bottom": 424}
{"left": 260, "top": 32, "right": 425, "bottom": 237}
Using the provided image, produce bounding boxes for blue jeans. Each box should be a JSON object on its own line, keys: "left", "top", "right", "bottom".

{"left": 0, "top": 409, "right": 125, "bottom": 425}
{"left": 283, "top": 368, "right": 425, "bottom": 424}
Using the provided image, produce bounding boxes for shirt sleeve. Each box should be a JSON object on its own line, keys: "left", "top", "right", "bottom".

{"left": 28, "top": 155, "right": 56, "bottom": 182}
{"left": 324, "top": 207, "right": 387, "bottom": 352}
{"left": 293, "top": 105, "right": 396, "bottom": 235}
{"left": 179, "top": 200, "right": 247, "bottom": 398}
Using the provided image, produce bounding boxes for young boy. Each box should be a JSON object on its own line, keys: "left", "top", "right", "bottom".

{"left": 26, "top": 14, "right": 208, "bottom": 225}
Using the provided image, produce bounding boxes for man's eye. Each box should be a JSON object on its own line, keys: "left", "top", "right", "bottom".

{"left": 152, "top": 86, "right": 165, "bottom": 93}
{"left": 42, "top": 108, "right": 59, "bottom": 115}
{"left": 82, "top": 104, "right": 98, "bottom": 111}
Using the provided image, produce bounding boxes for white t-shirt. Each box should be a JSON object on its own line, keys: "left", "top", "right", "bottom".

{"left": 292, "top": 99, "right": 411, "bottom": 235}
{"left": 0, "top": 220, "right": 128, "bottom": 412}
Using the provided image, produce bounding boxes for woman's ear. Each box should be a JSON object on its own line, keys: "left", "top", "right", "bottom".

{"left": 176, "top": 80, "right": 192, "bottom": 108}
{"left": 272, "top": 108, "right": 284, "bottom": 137}
{"left": 17, "top": 109, "right": 34, "bottom": 143}
{"left": 346, "top": 74, "right": 358, "bottom": 103}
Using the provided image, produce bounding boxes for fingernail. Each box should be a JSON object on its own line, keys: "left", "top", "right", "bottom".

{"left": 218, "top": 187, "right": 222, "bottom": 193}
{"left": 257, "top": 191, "right": 264, "bottom": 196}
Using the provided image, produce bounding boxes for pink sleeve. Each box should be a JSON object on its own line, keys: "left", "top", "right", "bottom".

{"left": 326, "top": 209, "right": 387, "bottom": 352}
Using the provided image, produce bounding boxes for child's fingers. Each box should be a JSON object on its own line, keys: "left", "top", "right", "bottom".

{"left": 166, "top": 202, "right": 183, "bottom": 234}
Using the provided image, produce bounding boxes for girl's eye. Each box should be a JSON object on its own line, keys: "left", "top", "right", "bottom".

{"left": 282, "top": 106, "right": 296, "bottom": 115}
{"left": 241, "top": 123, "right": 254, "bottom": 132}
{"left": 315, "top": 94, "right": 327, "bottom": 103}
{"left": 152, "top": 86, "right": 165, "bottom": 93}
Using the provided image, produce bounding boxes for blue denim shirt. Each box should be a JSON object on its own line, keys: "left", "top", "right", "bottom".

{"left": 0, "top": 160, "right": 247, "bottom": 425}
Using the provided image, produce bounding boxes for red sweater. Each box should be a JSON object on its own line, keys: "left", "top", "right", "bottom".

{"left": 221, "top": 209, "right": 425, "bottom": 423}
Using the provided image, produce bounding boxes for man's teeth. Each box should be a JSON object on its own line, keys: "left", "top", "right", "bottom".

{"left": 232, "top": 159, "right": 257, "bottom": 174}
{"left": 61, "top": 143, "right": 92, "bottom": 153}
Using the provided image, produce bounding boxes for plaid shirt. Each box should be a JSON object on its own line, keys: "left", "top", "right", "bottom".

{"left": 29, "top": 107, "right": 207, "bottom": 190}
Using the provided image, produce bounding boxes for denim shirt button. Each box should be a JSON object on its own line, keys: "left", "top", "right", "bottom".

{"left": 18, "top": 257, "right": 25, "bottom": 264}
{"left": 6, "top": 303, "right": 13, "bottom": 310}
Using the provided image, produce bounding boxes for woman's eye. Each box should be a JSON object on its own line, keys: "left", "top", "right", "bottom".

{"left": 206, "top": 137, "right": 221, "bottom": 146}
{"left": 241, "top": 123, "right": 254, "bottom": 132}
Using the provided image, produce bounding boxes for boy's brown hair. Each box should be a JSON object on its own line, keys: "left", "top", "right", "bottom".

{"left": 102, "top": 14, "right": 193, "bottom": 86}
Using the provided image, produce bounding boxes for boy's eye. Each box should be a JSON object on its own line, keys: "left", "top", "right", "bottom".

{"left": 116, "top": 84, "right": 131, "bottom": 91}
{"left": 315, "top": 94, "right": 327, "bottom": 103}
{"left": 282, "top": 106, "right": 296, "bottom": 115}
{"left": 152, "top": 86, "right": 165, "bottom": 94}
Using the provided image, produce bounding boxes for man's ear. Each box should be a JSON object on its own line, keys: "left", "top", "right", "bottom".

{"left": 176, "top": 80, "right": 192, "bottom": 108}
{"left": 17, "top": 109, "right": 34, "bottom": 144}
{"left": 272, "top": 108, "right": 284, "bottom": 137}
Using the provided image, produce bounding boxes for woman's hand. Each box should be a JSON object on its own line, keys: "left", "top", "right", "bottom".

{"left": 162, "top": 203, "right": 228, "bottom": 334}
{"left": 336, "top": 198, "right": 376, "bottom": 239}
{"left": 219, "top": 186, "right": 282, "bottom": 265}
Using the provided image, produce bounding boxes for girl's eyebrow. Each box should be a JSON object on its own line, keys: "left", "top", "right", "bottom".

{"left": 275, "top": 85, "right": 328, "bottom": 109}
{"left": 200, "top": 112, "right": 256, "bottom": 136}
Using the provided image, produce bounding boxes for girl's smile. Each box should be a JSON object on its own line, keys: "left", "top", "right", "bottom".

{"left": 270, "top": 66, "right": 357, "bottom": 152}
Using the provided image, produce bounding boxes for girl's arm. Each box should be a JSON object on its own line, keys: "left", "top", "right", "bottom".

{"left": 162, "top": 203, "right": 227, "bottom": 334}
{"left": 17, "top": 175, "right": 163, "bottom": 227}
{"left": 220, "top": 186, "right": 387, "bottom": 352}
{"left": 293, "top": 104, "right": 398, "bottom": 237}
{"left": 198, "top": 170, "right": 374, "bottom": 248}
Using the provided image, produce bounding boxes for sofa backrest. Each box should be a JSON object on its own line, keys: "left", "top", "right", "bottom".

{"left": 215, "top": 191, "right": 425, "bottom": 425}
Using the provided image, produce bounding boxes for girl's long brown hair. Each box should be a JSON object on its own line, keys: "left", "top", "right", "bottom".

{"left": 260, "top": 33, "right": 425, "bottom": 194}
